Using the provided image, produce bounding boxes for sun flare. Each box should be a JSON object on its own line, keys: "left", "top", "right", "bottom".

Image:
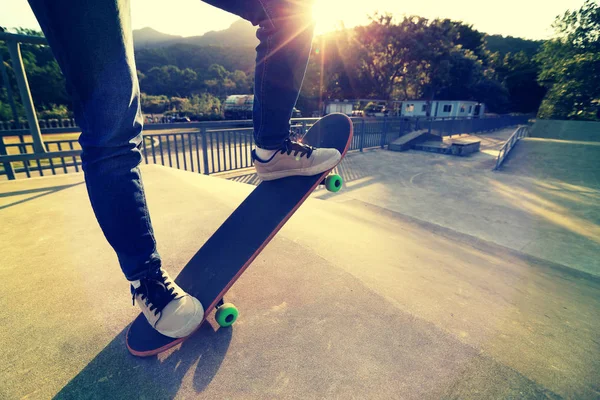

{"left": 312, "top": 0, "right": 347, "bottom": 34}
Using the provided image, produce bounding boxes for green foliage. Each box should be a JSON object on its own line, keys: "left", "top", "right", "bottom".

{"left": 1, "top": 29, "right": 68, "bottom": 116}
{"left": 0, "top": 100, "right": 15, "bottom": 120}
{"left": 2, "top": 15, "right": 559, "bottom": 121}
{"left": 472, "top": 79, "right": 510, "bottom": 113}
{"left": 138, "top": 63, "right": 250, "bottom": 98}
{"left": 536, "top": 0, "right": 600, "bottom": 120}
{"left": 134, "top": 44, "right": 255, "bottom": 76}
{"left": 489, "top": 51, "right": 546, "bottom": 113}
{"left": 141, "top": 92, "right": 222, "bottom": 119}
{"left": 190, "top": 93, "right": 221, "bottom": 114}
{"left": 13, "top": 28, "right": 44, "bottom": 37}
{"left": 140, "top": 94, "right": 170, "bottom": 114}
{"left": 303, "top": 14, "right": 514, "bottom": 112}
{"left": 484, "top": 35, "right": 543, "bottom": 57}
{"left": 537, "top": 52, "right": 600, "bottom": 120}
{"left": 38, "top": 104, "right": 70, "bottom": 119}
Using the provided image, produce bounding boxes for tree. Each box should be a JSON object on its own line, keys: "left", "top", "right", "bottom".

{"left": 536, "top": 0, "right": 600, "bottom": 120}
{"left": 140, "top": 93, "right": 170, "bottom": 114}
{"left": 1, "top": 28, "right": 69, "bottom": 115}
{"left": 489, "top": 51, "right": 546, "bottom": 113}
{"left": 351, "top": 14, "right": 417, "bottom": 100}
{"left": 485, "top": 35, "right": 543, "bottom": 58}
{"left": 323, "top": 15, "right": 511, "bottom": 111}
{"left": 203, "top": 64, "right": 239, "bottom": 97}
{"left": 231, "top": 70, "right": 251, "bottom": 93}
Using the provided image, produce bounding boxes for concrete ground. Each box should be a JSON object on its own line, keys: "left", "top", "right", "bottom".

{"left": 1, "top": 163, "right": 599, "bottom": 399}
{"left": 2, "top": 121, "right": 600, "bottom": 399}
{"left": 228, "top": 127, "right": 600, "bottom": 277}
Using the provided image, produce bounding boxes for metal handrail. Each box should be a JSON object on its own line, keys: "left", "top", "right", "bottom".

{"left": 494, "top": 125, "right": 529, "bottom": 170}
{"left": 0, "top": 32, "right": 48, "bottom": 45}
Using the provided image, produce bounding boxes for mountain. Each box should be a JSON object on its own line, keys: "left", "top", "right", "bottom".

{"left": 485, "top": 34, "right": 544, "bottom": 57}
{"left": 133, "top": 27, "right": 183, "bottom": 48}
{"left": 133, "top": 19, "right": 258, "bottom": 49}
{"left": 135, "top": 44, "right": 256, "bottom": 74}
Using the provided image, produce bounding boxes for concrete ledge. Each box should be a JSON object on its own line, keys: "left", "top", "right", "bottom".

{"left": 449, "top": 139, "right": 481, "bottom": 156}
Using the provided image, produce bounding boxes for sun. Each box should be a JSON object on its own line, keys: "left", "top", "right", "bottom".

{"left": 312, "top": 0, "right": 345, "bottom": 34}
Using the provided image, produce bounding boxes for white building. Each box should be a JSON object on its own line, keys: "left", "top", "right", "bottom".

{"left": 324, "top": 100, "right": 354, "bottom": 116}
{"left": 399, "top": 100, "right": 484, "bottom": 118}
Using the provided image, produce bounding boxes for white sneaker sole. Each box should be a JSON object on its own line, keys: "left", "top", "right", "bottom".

{"left": 256, "top": 153, "right": 342, "bottom": 181}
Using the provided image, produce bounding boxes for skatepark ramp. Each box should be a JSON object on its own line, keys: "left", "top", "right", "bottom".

{"left": 499, "top": 120, "right": 600, "bottom": 187}
{"left": 388, "top": 129, "right": 433, "bottom": 151}
{"left": 2, "top": 165, "right": 599, "bottom": 399}
{"left": 389, "top": 129, "right": 481, "bottom": 156}
{"left": 529, "top": 119, "right": 600, "bottom": 142}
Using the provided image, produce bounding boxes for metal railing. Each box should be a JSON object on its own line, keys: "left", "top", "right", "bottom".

{"left": 494, "top": 125, "right": 530, "bottom": 170}
{"left": 0, "top": 118, "right": 78, "bottom": 131}
{"left": 0, "top": 32, "right": 49, "bottom": 158}
{"left": 2, "top": 31, "right": 532, "bottom": 180}
{"left": 0, "top": 115, "right": 531, "bottom": 180}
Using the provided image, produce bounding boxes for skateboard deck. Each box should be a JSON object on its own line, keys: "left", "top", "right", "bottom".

{"left": 126, "top": 113, "right": 353, "bottom": 357}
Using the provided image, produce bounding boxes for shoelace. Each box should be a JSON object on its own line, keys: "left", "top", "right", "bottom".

{"left": 280, "top": 139, "right": 314, "bottom": 159}
{"left": 131, "top": 270, "right": 179, "bottom": 316}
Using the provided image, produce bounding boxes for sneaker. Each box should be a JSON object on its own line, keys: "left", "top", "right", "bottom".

{"left": 253, "top": 139, "right": 341, "bottom": 181}
{"left": 130, "top": 268, "right": 204, "bottom": 338}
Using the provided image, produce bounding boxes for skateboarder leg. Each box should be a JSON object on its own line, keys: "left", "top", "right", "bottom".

{"left": 27, "top": 0, "right": 337, "bottom": 338}
{"left": 203, "top": 1, "right": 340, "bottom": 180}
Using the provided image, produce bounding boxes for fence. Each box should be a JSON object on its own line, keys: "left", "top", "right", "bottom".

{"left": 0, "top": 115, "right": 531, "bottom": 180}
{"left": 1, "top": 30, "right": 532, "bottom": 180}
{"left": 494, "top": 125, "right": 530, "bottom": 170}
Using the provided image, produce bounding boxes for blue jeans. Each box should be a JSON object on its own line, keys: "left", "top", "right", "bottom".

{"left": 28, "top": 0, "right": 315, "bottom": 280}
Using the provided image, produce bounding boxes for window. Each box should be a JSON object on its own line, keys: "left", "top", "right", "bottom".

{"left": 469, "top": 106, "right": 473, "bottom": 113}
{"left": 422, "top": 104, "right": 427, "bottom": 112}
{"left": 460, "top": 105, "right": 466, "bottom": 113}
{"left": 405, "top": 104, "right": 415, "bottom": 112}
{"left": 443, "top": 105, "right": 452, "bottom": 113}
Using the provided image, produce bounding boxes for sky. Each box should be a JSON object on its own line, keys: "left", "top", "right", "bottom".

{"left": 2, "top": 0, "right": 588, "bottom": 40}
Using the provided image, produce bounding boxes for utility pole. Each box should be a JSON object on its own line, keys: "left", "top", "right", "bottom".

{"left": 318, "top": 36, "right": 325, "bottom": 117}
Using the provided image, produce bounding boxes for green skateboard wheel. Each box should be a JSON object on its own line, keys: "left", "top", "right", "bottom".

{"left": 215, "top": 302, "right": 239, "bottom": 327}
{"left": 324, "top": 174, "right": 343, "bottom": 192}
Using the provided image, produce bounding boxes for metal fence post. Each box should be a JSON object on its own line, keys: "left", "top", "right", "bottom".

{"left": 0, "top": 135, "right": 16, "bottom": 180}
{"left": 380, "top": 117, "right": 388, "bottom": 148}
{"left": 359, "top": 119, "right": 365, "bottom": 152}
{"left": 6, "top": 40, "right": 46, "bottom": 154}
{"left": 201, "top": 127, "right": 210, "bottom": 175}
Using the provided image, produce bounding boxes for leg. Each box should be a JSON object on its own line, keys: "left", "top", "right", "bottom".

{"left": 251, "top": 0, "right": 315, "bottom": 149}
{"left": 29, "top": 1, "right": 205, "bottom": 338}
{"left": 203, "top": 0, "right": 315, "bottom": 148}
{"left": 203, "top": 1, "right": 340, "bottom": 181}
{"left": 27, "top": 0, "right": 158, "bottom": 280}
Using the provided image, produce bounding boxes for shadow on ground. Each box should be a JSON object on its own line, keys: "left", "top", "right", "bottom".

{"left": 0, "top": 182, "right": 84, "bottom": 211}
{"left": 54, "top": 322, "right": 232, "bottom": 399}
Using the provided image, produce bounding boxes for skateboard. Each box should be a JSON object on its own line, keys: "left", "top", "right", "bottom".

{"left": 126, "top": 113, "right": 353, "bottom": 357}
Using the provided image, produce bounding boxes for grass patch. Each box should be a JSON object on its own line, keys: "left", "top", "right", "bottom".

{"left": 2, "top": 133, "right": 80, "bottom": 145}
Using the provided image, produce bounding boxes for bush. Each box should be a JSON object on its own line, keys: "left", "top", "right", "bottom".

{"left": 37, "top": 104, "right": 71, "bottom": 120}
